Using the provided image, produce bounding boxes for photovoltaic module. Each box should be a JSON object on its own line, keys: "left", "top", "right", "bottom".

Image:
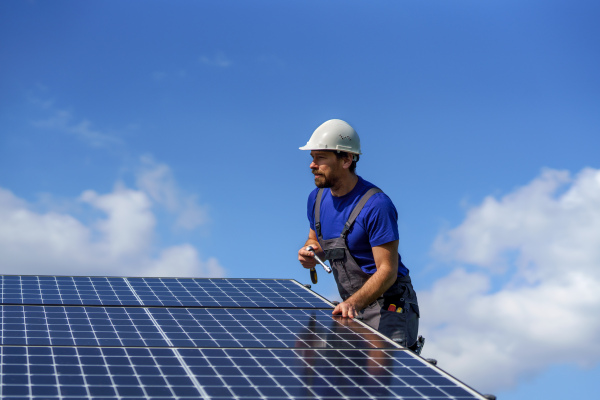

{"left": 0, "top": 276, "right": 330, "bottom": 308}
{"left": 0, "top": 275, "right": 488, "bottom": 399}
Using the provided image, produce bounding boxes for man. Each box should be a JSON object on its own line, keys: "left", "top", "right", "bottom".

{"left": 298, "top": 119, "right": 420, "bottom": 350}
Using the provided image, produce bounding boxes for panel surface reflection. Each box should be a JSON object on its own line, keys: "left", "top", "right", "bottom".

{"left": 0, "top": 306, "right": 396, "bottom": 349}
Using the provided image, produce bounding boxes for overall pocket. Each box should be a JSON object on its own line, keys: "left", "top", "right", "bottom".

{"left": 379, "top": 287, "right": 420, "bottom": 347}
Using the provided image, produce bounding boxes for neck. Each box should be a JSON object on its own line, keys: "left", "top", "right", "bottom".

{"left": 330, "top": 174, "right": 359, "bottom": 197}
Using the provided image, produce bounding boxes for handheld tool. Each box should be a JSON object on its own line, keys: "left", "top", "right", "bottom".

{"left": 306, "top": 246, "right": 332, "bottom": 284}
{"left": 309, "top": 265, "right": 318, "bottom": 284}
{"left": 306, "top": 246, "right": 332, "bottom": 273}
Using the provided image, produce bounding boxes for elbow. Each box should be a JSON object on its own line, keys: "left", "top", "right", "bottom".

{"left": 386, "top": 271, "right": 397, "bottom": 287}
{"left": 381, "top": 264, "right": 398, "bottom": 288}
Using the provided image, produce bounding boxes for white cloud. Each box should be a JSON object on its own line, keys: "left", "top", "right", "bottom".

{"left": 80, "top": 184, "right": 155, "bottom": 259}
{"left": 0, "top": 165, "right": 224, "bottom": 278}
{"left": 421, "top": 168, "right": 600, "bottom": 393}
{"left": 136, "top": 155, "right": 208, "bottom": 230}
{"left": 199, "top": 51, "right": 232, "bottom": 68}
{"left": 145, "top": 245, "right": 224, "bottom": 278}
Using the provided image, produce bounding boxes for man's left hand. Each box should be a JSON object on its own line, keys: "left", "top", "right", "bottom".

{"left": 332, "top": 301, "right": 358, "bottom": 319}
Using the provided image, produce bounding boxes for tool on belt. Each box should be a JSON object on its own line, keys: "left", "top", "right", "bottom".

{"left": 387, "top": 304, "right": 404, "bottom": 313}
{"left": 306, "top": 246, "right": 332, "bottom": 284}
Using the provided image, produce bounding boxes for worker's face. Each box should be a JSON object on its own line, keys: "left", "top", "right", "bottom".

{"left": 309, "top": 151, "right": 345, "bottom": 188}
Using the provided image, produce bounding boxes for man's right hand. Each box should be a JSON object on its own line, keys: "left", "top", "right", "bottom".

{"left": 299, "top": 229, "right": 323, "bottom": 269}
{"left": 298, "top": 245, "right": 320, "bottom": 269}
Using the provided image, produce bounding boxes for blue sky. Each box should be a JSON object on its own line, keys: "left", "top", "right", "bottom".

{"left": 1, "top": 1, "right": 599, "bottom": 398}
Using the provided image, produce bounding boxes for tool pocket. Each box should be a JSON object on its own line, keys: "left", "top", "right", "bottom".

{"left": 323, "top": 247, "right": 345, "bottom": 261}
{"left": 379, "top": 287, "right": 420, "bottom": 347}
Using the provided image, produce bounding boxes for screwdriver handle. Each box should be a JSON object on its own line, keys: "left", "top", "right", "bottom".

{"left": 310, "top": 267, "right": 318, "bottom": 284}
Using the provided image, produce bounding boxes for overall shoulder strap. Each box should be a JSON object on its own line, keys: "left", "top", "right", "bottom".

{"left": 314, "top": 188, "right": 325, "bottom": 240}
{"left": 341, "top": 187, "right": 383, "bottom": 239}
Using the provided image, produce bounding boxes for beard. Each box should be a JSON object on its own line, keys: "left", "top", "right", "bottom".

{"left": 313, "top": 172, "right": 335, "bottom": 188}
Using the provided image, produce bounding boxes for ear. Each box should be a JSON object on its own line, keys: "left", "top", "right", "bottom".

{"left": 342, "top": 153, "right": 354, "bottom": 169}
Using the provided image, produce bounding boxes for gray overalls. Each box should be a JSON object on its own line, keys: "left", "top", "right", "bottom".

{"left": 315, "top": 187, "right": 420, "bottom": 347}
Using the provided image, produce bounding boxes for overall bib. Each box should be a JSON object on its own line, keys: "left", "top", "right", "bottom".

{"left": 315, "top": 187, "right": 420, "bottom": 347}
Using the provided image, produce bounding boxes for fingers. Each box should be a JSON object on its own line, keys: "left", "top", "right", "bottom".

{"left": 347, "top": 305, "right": 356, "bottom": 318}
{"left": 332, "top": 302, "right": 357, "bottom": 319}
{"left": 301, "top": 244, "right": 325, "bottom": 260}
{"left": 304, "top": 243, "right": 322, "bottom": 254}
{"left": 298, "top": 248, "right": 317, "bottom": 269}
{"left": 299, "top": 248, "right": 314, "bottom": 257}
{"left": 332, "top": 303, "right": 342, "bottom": 315}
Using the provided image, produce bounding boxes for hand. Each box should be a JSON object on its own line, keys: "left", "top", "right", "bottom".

{"left": 298, "top": 246, "right": 318, "bottom": 269}
{"left": 332, "top": 301, "right": 358, "bottom": 319}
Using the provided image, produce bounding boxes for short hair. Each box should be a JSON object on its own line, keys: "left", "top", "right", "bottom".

{"left": 335, "top": 151, "right": 359, "bottom": 174}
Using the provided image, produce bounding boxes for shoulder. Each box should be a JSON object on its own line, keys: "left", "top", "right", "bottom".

{"left": 359, "top": 179, "right": 397, "bottom": 218}
{"left": 367, "top": 192, "right": 397, "bottom": 215}
{"left": 357, "top": 178, "right": 395, "bottom": 205}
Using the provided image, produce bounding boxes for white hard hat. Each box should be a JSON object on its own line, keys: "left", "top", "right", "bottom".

{"left": 299, "top": 119, "right": 362, "bottom": 155}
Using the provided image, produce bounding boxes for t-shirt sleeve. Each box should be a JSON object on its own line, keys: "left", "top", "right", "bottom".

{"left": 307, "top": 189, "right": 318, "bottom": 231}
{"left": 363, "top": 193, "right": 399, "bottom": 247}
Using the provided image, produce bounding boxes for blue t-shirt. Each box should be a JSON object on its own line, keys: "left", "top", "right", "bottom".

{"left": 307, "top": 176, "right": 409, "bottom": 276}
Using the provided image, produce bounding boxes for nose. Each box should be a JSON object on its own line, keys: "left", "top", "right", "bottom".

{"left": 310, "top": 160, "right": 318, "bottom": 169}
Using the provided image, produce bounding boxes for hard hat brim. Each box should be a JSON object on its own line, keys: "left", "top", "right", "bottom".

{"left": 299, "top": 144, "right": 361, "bottom": 155}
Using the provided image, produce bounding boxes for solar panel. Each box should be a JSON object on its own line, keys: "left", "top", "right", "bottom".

{"left": 0, "top": 346, "right": 201, "bottom": 398}
{"left": 0, "top": 276, "right": 332, "bottom": 309}
{"left": 0, "top": 346, "right": 483, "bottom": 399}
{"left": 125, "top": 277, "right": 329, "bottom": 308}
{"left": 1, "top": 306, "right": 395, "bottom": 349}
{"left": 0, "top": 276, "right": 135, "bottom": 306}
{"left": 0, "top": 275, "right": 488, "bottom": 399}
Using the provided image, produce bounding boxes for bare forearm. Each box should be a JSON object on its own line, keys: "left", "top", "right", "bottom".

{"left": 345, "top": 265, "right": 397, "bottom": 310}
{"left": 332, "top": 241, "right": 400, "bottom": 318}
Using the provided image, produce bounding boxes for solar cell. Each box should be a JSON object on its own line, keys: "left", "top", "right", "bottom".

{"left": 0, "top": 346, "right": 484, "bottom": 399}
{"left": 0, "top": 276, "right": 332, "bottom": 309}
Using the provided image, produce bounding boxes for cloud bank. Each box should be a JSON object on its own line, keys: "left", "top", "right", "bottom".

{"left": 0, "top": 159, "right": 224, "bottom": 279}
{"left": 420, "top": 168, "right": 600, "bottom": 392}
